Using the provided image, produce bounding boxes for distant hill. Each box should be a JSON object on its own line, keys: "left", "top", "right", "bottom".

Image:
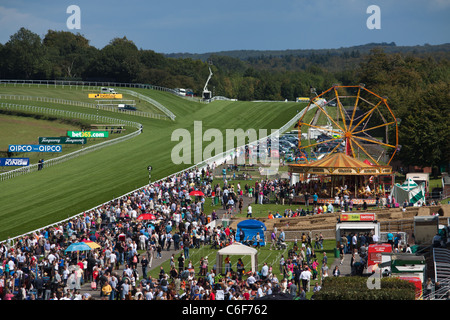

{"left": 165, "top": 42, "right": 450, "bottom": 61}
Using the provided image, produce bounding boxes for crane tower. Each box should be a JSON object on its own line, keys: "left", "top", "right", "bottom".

{"left": 202, "top": 66, "right": 213, "bottom": 100}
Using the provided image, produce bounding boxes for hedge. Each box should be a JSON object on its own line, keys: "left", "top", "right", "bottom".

{"left": 313, "top": 277, "right": 417, "bottom": 300}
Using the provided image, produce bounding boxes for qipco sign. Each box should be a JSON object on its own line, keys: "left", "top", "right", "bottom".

{"left": 8, "top": 145, "right": 63, "bottom": 153}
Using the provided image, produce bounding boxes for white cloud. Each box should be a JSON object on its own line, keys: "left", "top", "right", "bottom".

{"left": 0, "top": 6, "right": 64, "bottom": 42}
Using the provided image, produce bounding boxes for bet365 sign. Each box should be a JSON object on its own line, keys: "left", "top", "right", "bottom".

{"left": 67, "top": 131, "right": 109, "bottom": 138}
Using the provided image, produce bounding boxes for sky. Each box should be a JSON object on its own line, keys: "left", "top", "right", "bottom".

{"left": 0, "top": 0, "right": 449, "bottom": 54}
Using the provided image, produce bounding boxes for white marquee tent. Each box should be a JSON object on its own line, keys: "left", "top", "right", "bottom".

{"left": 216, "top": 242, "right": 258, "bottom": 274}
{"left": 390, "top": 177, "right": 426, "bottom": 206}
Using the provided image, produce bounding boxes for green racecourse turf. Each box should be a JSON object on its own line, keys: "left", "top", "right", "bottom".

{"left": 0, "top": 86, "right": 306, "bottom": 240}
{"left": 0, "top": 113, "right": 79, "bottom": 149}
{"left": 0, "top": 113, "right": 134, "bottom": 171}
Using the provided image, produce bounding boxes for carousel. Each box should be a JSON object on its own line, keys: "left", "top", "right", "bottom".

{"left": 289, "top": 84, "right": 398, "bottom": 206}
{"left": 289, "top": 152, "right": 393, "bottom": 205}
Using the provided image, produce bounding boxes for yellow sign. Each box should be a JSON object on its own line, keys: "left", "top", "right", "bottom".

{"left": 341, "top": 213, "right": 375, "bottom": 221}
{"left": 88, "top": 93, "right": 123, "bottom": 99}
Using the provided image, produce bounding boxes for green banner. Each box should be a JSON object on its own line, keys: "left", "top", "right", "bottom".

{"left": 67, "top": 131, "right": 109, "bottom": 138}
{"left": 39, "top": 137, "right": 87, "bottom": 144}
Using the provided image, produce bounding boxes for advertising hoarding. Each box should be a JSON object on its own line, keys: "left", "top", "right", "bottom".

{"left": 0, "top": 158, "right": 30, "bottom": 166}
{"left": 67, "top": 131, "right": 109, "bottom": 138}
{"left": 39, "top": 137, "right": 87, "bottom": 144}
{"left": 8, "top": 145, "right": 62, "bottom": 152}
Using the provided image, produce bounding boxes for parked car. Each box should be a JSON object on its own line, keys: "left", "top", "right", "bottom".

{"left": 118, "top": 104, "right": 137, "bottom": 111}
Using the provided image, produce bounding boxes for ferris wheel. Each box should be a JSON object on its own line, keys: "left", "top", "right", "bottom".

{"left": 297, "top": 84, "right": 398, "bottom": 165}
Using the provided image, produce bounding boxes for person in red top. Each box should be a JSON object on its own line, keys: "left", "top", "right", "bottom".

{"left": 225, "top": 226, "right": 230, "bottom": 237}
{"left": 92, "top": 266, "right": 99, "bottom": 289}
{"left": 243, "top": 288, "right": 250, "bottom": 300}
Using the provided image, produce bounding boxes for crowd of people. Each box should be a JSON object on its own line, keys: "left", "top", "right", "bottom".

{"left": 0, "top": 159, "right": 346, "bottom": 300}
{"left": 144, "top": 229, "right": 334, "bottom": 301}
{"left": 0, "top": 163, "right": 329, "bottom": 301}
{"left": 12, "top": 157, "right": 424, "bottom": 301}
{"left": 0, "top": 164, "right": 225, "bottom": 300}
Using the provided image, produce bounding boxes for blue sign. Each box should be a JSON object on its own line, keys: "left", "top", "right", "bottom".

{"left": 8, "top": 145, "right": 62, "bottom": 153}
{"left": 0, "top": 158, "right": 30, "bottom": 166}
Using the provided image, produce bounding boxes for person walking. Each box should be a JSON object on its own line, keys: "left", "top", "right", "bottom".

{"left": 270, "top": 230, "right": 276, "bottom": 250}
{"left": 300, "top": 267, "right": 312, "bottom": 292}
{"left": 141, "top": 256, "right": 149, "bottom": 279}
{"left": 246, "top": 204, "right": 253, "bottom": 218}
{"left": 313, "top": 193, "right": 318, "bottom": 206}
{"left": 339, "top": 245, "right": 345, "bottom": 265}
{"left": 333, "top": 265, "right": 341, "bottom": 277}
{"left": 321, "top": 262, "right": 329, "bottom": 281}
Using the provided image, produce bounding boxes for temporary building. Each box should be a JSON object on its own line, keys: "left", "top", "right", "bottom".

{"left": 215, "top": 242, "right": 258, "bottom": 274}
{"left": 235, "top": 219, "right": 267, "bottom": 246}
{"left": 390, "top": 178, "right": 426, "bottom": 206}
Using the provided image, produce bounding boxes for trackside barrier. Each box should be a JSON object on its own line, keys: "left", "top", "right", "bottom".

{"left": 0, "top": 79, "right": 176, "bottom": 120}
{"left": 0, "top": 99, "right": 314, "bottom": 244}
{"left": 0, "top": 102, "right": 143, "bottom": 181}
{"left": 118, "top": 89, "right": 176, "bottom": 120}
{"left": 0, "top": 79, "right": 175, "bottom": 94}
{"left": 0, "top": 94, "right": 170, "bottom": 120}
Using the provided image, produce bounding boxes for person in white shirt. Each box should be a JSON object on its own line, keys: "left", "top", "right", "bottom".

{"left": 300, "top": 268, "right": 312, "bottom": 292}
{"left": 372, "top": 233, "right": 379, "bottom": 243}
{"left": 109, "top": 251, "right": 117, "bottom": 269}
{"left": 247, "top": 272, "right": 256, "bottom": 286}
{"left": 352, "top": 234, "right": 358, "bottom": 252}
{"left": 261, "top": 263, "right": 269, "bottom": 280}
{"left": 139, "top": 234, "right": 148, "bottom": 250}
{"left": 47, "top": 252, "right": 57, "bottom": 264}
{"left": 256, "top": 284, "right": 264, "bottom": 298}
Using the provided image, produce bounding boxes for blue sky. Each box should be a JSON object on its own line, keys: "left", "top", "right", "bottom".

{"left": 0, "top": 0, "right": 449, "bottom": 53}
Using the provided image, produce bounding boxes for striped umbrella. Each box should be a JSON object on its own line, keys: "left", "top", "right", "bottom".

{"left": 82, "top": 240, "right": 101, "bottom": 249}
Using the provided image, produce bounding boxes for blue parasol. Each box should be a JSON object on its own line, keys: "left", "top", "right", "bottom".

{"left": 64, "top": 242, "right": 92, "bottom": 253}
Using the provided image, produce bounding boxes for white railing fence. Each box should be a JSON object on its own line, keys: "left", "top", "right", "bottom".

{"left": 0, "top": 94, "right": 170, "bottom": 120}
{"left": 118, "top": 89, "right": 176, "bottom": 120}
{"left": 0, "top": 79, "right": 177, "bottom": 120}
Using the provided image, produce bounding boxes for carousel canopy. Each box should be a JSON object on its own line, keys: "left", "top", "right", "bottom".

{"left": 288, "top": 152, "right": 392, "bottom": 176}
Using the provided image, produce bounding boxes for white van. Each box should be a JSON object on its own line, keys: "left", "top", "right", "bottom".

{"left": 101, "top": 87, "right": 117, "bottom": 94}
{"left": 176, "top": 88, "right": 186, "bottom": 96}
{"left": 406, "top": 172, "right": 429, "bottom": 193}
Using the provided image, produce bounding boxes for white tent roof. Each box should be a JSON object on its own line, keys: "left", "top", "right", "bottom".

{"left": 216, "top": 242, "right": 258, "bottom": 274}
{"left": 217, "top": 242, "right": 258, "bottom": 255}
{"left": 399, "top": 178, "right": 419, "bottom": 191}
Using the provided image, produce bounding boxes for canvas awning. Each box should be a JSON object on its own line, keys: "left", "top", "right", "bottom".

{"left": 216, "top": 242, "right": 258, "bottom": 274}
{"left": 288, "top": 152, "right": 392, "bottom": 175}
{"left": 390, "top": 178, "right": 425, "bottom": 206}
